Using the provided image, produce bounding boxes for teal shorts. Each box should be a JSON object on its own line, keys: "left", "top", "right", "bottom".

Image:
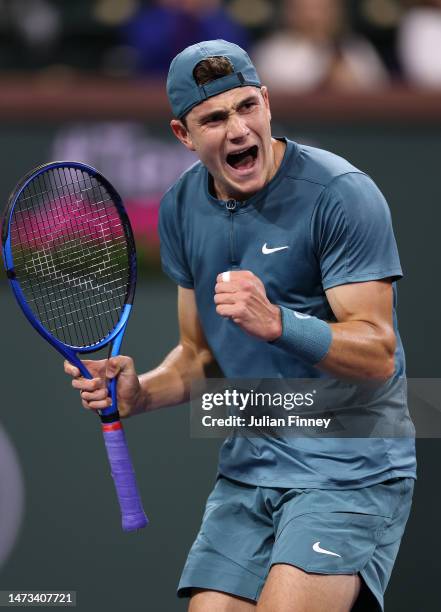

{"left": 178, "top": 476, "right": 414, "bottom": 610}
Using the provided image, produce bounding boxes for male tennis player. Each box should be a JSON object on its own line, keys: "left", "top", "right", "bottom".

{"left": 65, "top": 40, "right": 416, "bottom": 611}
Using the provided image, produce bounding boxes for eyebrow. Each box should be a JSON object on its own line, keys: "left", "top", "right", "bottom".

{"left": 198, "top": 94, "right": 260, "bottom": 124}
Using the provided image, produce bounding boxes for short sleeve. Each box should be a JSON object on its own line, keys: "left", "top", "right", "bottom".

{"left": 311, "top": 172, "right": 403, "bottom": 290}
{"left": 158, "top": 189, "right": 194, "bottom": 288}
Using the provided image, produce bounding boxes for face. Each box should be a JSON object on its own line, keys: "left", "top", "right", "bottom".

{"left": 170, "top": 86, "right": 279, "bottom": 201}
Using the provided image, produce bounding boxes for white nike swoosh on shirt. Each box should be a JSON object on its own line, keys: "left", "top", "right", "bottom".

{"left": 312, "top": 542, "right": 341, "bottom": 558}
{"left": 262, "top": 243, "right": 289, "bottom": 255}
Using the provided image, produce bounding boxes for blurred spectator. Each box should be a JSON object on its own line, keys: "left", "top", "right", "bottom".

{"left": 398, "top": 0, "right": 441, "bottom": 87}
{"left": 121, "top": 0, "right": 250, "bottom": 76}
{"left": 0, "top": 0, "right": 61, "bottom": 70}
{"left": 9, "top": 0, "right": 60, "bottom": 50}
{"left": 348, "top": 0, "right": 405, "bottom": 78}
{"left": 252, "top": 0, "right": 389, "bottom": 91}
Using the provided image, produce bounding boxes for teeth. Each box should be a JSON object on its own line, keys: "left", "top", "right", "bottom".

{"left": 230, "top": 147, "right": 250, "bottom": 155}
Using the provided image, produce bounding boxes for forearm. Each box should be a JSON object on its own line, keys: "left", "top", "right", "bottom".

{"left": 319, "top": 320, "right": 396, "bottom": 379}
{"left": 273, "top": 305, "right": 395, "bottom": 381}
{"left": 137, "top": 342, "right": 214, "bottom": 412}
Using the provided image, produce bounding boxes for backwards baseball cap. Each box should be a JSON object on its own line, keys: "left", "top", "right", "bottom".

{"left": 166, "top": 39, "right": 261, "bottom": 119}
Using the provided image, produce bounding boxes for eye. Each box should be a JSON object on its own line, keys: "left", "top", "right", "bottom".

{"left": 203, "top": 114, "right": 224, "bottom": 126}
{"left": 237, "top": 102, "right": 256, "bottom": 115}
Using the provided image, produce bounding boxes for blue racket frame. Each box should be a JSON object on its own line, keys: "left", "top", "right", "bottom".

{"left": 2, "top": 161, "right": 147, "bottom": 531}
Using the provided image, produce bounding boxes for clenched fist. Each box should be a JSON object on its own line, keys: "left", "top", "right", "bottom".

{"left": 214, "top": 270, "right": 282, "bottom": 342}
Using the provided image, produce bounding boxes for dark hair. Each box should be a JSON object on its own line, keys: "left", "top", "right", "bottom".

{"left": 192, "top": 56, "right": 234, "bottom": 85}
{"left": 181, "top": 56, "right": 234, "bottom": 127}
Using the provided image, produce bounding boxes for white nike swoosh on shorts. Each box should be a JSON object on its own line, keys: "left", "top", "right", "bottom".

{"left": 312, "top": 541, "right": 342, "bottom": 558}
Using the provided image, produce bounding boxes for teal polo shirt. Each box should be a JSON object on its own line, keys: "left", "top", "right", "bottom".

{"left": 158, "top": 138, "right": 416, "bottom": 488}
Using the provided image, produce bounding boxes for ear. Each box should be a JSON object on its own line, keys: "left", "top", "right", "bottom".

{"left": 260, "top": 86, "right": 272, "bottom": 122}
{"left": 170, "top": 119, "right": 195, "bottom": 151}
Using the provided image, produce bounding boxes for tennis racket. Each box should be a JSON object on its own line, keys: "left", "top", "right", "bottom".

{"left": 1, "top": 161, "right": 148, "bottom": 532}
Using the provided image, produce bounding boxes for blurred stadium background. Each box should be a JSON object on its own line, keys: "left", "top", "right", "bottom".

{"left": 0, "top": 1, "right": 440, "bottom": 610}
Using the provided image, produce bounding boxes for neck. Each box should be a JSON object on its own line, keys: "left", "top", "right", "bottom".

{"left": 269, "top": 137, "right": 286, "bottom": 181}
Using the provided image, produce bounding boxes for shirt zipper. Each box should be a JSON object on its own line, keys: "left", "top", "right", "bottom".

{"left": 226, "top": 199, "right": 238, "bottom": 268}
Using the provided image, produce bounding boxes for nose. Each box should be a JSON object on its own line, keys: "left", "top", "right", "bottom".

{"left": 227, "top": 112, "right": 249, "bottom": 141}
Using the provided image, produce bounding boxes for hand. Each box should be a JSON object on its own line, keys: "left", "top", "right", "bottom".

{"left": 64, "top": 356, "right": 143, "bottom": 418}
{"left": 214, "top": 270, "right": 282, "bottom": 342}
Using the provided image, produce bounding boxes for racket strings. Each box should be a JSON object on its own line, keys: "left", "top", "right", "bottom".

{"left": 10, "top": 166, "right": 132, "bottom": 348}
{"left": 19, "top": 168, "right": 126, "bottom": 346}
{"left": 48, "top": 167, "right": 126, "bottom": 344}
{"left": 19, "top": 170, "right": 93, "bottom": 348}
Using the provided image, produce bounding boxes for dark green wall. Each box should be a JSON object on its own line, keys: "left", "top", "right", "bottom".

{"left": 0, "top": 281, "right": 218, "bottom": 612}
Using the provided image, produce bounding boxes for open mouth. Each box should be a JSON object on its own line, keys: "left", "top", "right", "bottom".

{"left": 226, "top": 145, "right": 258, "bottom": 171}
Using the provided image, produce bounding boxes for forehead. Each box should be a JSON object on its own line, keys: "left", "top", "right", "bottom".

{"left": 187, "top": 86, "right": 262, "bottom": 119}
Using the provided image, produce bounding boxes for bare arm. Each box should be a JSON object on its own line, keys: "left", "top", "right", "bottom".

{"left": 137, "top": 286, "right": 217, "bottom": 411}
{"left": 64, "top": 286, "right": 217, "bottom": 417}
{"left": 215, "top": 270, "right": 396, "bottom": 381}
{"left": 320, "top": 279, "right": 396, "bottom": 379}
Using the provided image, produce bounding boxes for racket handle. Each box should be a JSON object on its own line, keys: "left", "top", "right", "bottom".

{"left": 101, "top": 422, "right": 148, "bottom": 531}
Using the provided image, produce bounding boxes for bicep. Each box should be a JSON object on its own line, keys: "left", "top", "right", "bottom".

{"left": 325, "top": 279, "right": 394, "bottom": 329}
{"left": 178, "top": 286, "right": 212, "bottom": 354}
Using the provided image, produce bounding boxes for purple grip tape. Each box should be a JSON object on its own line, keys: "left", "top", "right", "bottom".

{"left": 102, "top": 426, "right": 148, "bottom": 531}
